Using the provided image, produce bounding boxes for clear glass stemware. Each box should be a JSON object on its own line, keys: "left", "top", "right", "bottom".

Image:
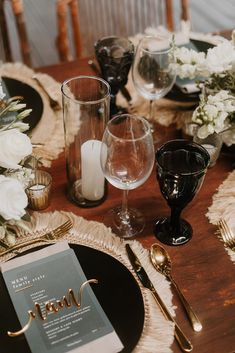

{"left": 132, "top": 35, "right": 176, "bottom": 145}
{"left": 100, "top": 114, "right": 155, "bottom": 238}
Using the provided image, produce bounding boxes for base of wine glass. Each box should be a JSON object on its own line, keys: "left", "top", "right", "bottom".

{"left": 154, "top": 217, "right": 192, "bottom": 246}
{"left": 104, "top": 206, "right": 145, "bottom": 238}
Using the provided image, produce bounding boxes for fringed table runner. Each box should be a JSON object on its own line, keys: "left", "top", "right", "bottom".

{"left": 207, "top": 170, "right": 235, "bottom": 263}
{"left": 0, "top": 210, "right": 175, "bottom": 353}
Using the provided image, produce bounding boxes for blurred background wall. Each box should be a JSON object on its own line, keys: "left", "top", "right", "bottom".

{"left": 0, "top": 0, "right": 234, "bottom": 68}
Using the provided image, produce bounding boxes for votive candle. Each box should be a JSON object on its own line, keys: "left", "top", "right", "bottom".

{"left": 26, "top": 170, "right": 52, "bottom": 210}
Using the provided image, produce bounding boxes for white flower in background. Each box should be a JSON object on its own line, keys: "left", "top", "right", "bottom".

{"left": 0, "top": 175, "right": 27, "bottom": 220}
{"left": 192, "top": 90, "right": 235, "bottom": 139}
{"left": 0, "top": 81, "right": 33, "bottom": 242}
{"left": 173, "top": 31, "right": 235, "bottom": 145}
{"left": 200, "top": 41, "right": 235, "bottom": 76}
{"left": 173, "top": 40, "right": 235, "bottom": 79}
{"left": 172, "top": 46, "right": 206, "bottom": 79}
{"left": 0, "top": 128, "right": 32, "bottom": 169}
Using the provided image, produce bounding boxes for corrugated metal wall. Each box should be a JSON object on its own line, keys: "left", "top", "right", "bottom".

{"left": 1, "top": 0, "right": 234, "bottom": 67}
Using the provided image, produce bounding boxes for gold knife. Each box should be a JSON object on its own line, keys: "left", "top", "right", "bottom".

{"left": 125, "top": 244, "right": 193, "bottom": 352}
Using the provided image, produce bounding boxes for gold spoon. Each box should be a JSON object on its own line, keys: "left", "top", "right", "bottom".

{"left": 150, "top": 243, "right": 202, "bottom": 332}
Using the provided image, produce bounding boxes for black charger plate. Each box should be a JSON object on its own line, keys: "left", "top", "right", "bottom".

{"left": 0, "top": 243, "right": 144, "bottom": 353}
{"left": 1, "top": 76, "right": 44, "bottom": 131}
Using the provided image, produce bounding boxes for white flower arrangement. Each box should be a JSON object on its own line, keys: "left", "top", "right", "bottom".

{"left": 172, "top": 30, "right": 235, "bottom": 145}
{"left": 0, "top": 82, "right": 33, "bottom": 245}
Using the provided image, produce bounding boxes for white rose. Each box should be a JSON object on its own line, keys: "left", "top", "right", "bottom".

{"left": 0, "top": 175, "right": 28, "bottom": 220}
{"left": 0, "top": 129, "right": 32, "bottom": 169}
{"left": 204, "top": 42, "right": 235, "bottom": 74}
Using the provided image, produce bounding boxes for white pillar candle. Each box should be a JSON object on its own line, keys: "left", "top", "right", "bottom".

{"left": 81, "top": 139, "right": 105, "bottom": 201}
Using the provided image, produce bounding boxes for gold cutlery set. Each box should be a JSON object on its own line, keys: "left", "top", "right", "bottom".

{"left": 126, "top": 219, "right": 235, "bottom": 352}
{"left": 126, "top": 244, "right": 196, "bottom": 352}
{"left": 0, "top": 218, "right": 233, "bottom": 352}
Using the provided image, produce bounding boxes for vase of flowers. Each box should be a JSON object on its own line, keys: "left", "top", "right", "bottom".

{"left": 172, "top": 30, "right": 235, "bottom": 160}
{"left": 0, "top": 82, "right": 33, "bottom": 245}
{"left": 193, "top": 131, "right": 223, "bottom": 167}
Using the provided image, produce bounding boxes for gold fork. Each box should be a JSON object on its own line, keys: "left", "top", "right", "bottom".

{"left": 217, "top": 219, "right": 235, "bottom": 251}
{"left": 0, "top": 219, "right": 73, "bottom": 256}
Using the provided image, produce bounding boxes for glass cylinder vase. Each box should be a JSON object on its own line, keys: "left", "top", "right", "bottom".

{"left": 61, "top": 76, "right": 110, "bottom": 207}
{"left": 193, "top": 132, "right": 223, "bottom": 167}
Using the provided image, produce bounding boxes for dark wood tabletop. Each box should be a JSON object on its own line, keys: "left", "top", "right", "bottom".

{"left": 37, "top": 58, "right": 235, "bottom": 353}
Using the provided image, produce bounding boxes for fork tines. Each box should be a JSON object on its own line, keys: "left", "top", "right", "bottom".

{"left": 218, "top": 219, "right": 235, "bottom": 249}
{"left": 45, "top": 219, "right": 73, "bottom": 240}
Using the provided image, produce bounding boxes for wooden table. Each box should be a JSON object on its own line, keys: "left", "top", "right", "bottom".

{"left": 38, "top": 59, "right": 235, "bottom": 353}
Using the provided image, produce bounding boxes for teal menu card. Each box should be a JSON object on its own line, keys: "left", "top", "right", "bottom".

{"left": 0, "top": 241, "right": 123, "bottom": 353}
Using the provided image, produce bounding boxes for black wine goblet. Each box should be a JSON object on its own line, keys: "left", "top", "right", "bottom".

{"left": 154, "top": 139, "right": 210, "bottom": 246}
{"left": 94, "top": 36, "right": 134, "bottom": 117}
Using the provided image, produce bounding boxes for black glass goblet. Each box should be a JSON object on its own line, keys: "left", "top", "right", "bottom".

{"left": 154, "top": 139, "right": 210, "bottom": 246}
{"left": 94, "top": 36, "right": 134, "bottom": 116}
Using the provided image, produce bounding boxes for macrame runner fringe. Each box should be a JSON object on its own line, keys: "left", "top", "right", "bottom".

{"left": 207, "top": 170, "right": 235, "bottom": 263}
{"left": 1, "top": 210, "right": 175, "bottom": 353}
{"left": 116, "top": 72, "right": 194, "bottom": 130}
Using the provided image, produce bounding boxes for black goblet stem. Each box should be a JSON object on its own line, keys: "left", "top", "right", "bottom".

{"left": 110, "top": 93, "right": 119, "bottom": 116}
{"left": 170, "top": 207, "right": 182, "bottom": 236}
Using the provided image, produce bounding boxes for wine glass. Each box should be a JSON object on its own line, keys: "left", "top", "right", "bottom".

{"left": 100, "top": 114, "right": 154, "bottom": 238}
{"left": 95, "top": 36, "right": 134, "bottom": 116}
{"left": 154, "top": 139, "right": 210, "bottom": 246}
{"left": 132, "top": 35, "right": 176, "bottom": 144}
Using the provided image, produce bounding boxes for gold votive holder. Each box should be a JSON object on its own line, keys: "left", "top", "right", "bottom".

{"left": 26, "top": 170, "right": 52, "bottom": 210}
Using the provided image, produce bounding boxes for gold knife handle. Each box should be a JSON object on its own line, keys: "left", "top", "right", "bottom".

{"left": 150, "top": 288, "right": 193, "bottom": 352}
{"left": 171, "top": 276, "right": 202, "bottom": 332}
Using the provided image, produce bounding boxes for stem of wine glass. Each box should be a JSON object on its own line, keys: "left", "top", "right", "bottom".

{"left": 149, "top": 100, "right": 153, "bottom": 121}
{"left": 149, "top": 99, "right": 161, "bottom": 145}
{"left": 170, "top": 207, "right": 182, "bottom": 235}
{"left": 120, "top": 189, "right": 129, "bottom": 221}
